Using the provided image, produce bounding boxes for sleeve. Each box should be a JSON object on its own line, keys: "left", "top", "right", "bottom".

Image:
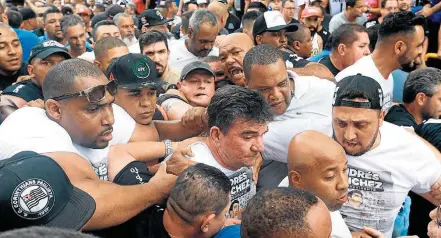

{"left": 329, "top": 17, "right": 337, "bottom": 33}
{"left": 111, "top": 104, "right": 137, "bottom": 144}
{"left": 410, "top": 141, "right": 441, "bottom": 194}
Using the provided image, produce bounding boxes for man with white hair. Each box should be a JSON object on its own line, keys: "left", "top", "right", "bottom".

{"left": 168, "top": 9, "right": 219, "bottom": 71}
{"left": 114, "top": 13, "right": 140, "bottom": 53}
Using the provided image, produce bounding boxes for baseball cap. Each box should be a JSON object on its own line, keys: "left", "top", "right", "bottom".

{"left": 138, "top": 9, "right": 172, "bottom": 29}
{"left": 253, "top": 11, "right": 298, "bottom": 42}
{"left": 91, "top": 13, "right": 107, "bottom": 28}
{"left": 180, "top": 61, "right": 215, "bottom": 81}
{"left": 332, "top": 74, "right": 383, "bottom": 110}
{"left": 76, "top": 7, "right": 91, "bottom": 15}
{"left": 19, "top": 8, "right": 36, "bottom": 21}
{"left": 106, "top": 53, "right": 165, "bottom": 90}
{"left": 28, "top": 40, "right": 71, "bottom": 64}
{"left": 105, "top": 4, "right": 124, "bottom": 18}
{"left": 0, "top": 151, "right": 96, "bottom": 232}
{"left": 197, "top": 0, "right": 208, "bottom": 4}
{"left": 301, "top": 6, "right": 322, "bottom": 18}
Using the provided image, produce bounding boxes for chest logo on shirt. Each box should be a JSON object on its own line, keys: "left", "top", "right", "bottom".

{"left": 11, "top": 179, "right": 55, "bottom": 220}
{"left": 348, "top": 167, "right": 384, "bottom": 192}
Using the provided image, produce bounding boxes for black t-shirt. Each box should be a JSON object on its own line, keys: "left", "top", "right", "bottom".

{"left": 384, "top": 104, "right": 419, "bottom": 128}
{"left": 33, "top": 27, "right": 44, "bottom": 37}
{"left": 290, "top": 18, "right": 299, "bottom": 24}
{"left": 317, "top": 27, "right": 330, "bottom": 46}
{"left": 226, "top": 13, "right": 241, "bottom": 34}
{"left": 282, "top": 51, "right": 310, "bottom": 68}
{"left": 364, "top": 19, "right": 380, "bottom": 28}
{"left": 318, "top": 55, "right": 340, "bottom": 76}
{"left": 0, "top": 63, "right": 28, "bottom": 91}
{"left": 2, "top": 79, "right": 42, "bottom": 102}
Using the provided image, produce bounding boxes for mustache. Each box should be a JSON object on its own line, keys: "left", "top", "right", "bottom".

{"left": 100, "top": 125, "right": 113, "bottom": 136}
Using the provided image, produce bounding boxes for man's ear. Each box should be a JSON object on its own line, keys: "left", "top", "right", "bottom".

{"left": 2, "top": 14, "right": 9, "bottom": 25}
{"left": 255, "top": 34, "right": 262, "bottom": 45}
{"left": 177, "top": 81, "right": 182, "bottom": 89}
{"left": 337, "top": 43, "right": 346, "bottom": 56}
{"left": 27, "top": 64, "right": 35, "bottom": 78}
{"left": 188, "top": 27, "right": 194, "bottom": 39}
{"left": 293, "top": 40, "right": 301, "bottom": 51}
{"left": 288, "top": 170, "right": 302, "bottom": 188}
{"left": 416, "top": 92, "right": 428, "bottom": 107}
{"left": 45, "top": 99, "right": 62, "bottom": 121}
{"left": 394, "top": 40, "right": 407, "bottom": 57}
{"left": 200, "top": 213, "right": 216, "bottom": 233}
{"left": 209, "top": 126, "right": 222, "bottom": 144}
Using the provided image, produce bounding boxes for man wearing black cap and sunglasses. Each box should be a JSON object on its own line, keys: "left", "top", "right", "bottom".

{"left": 138, "top": 9, "right": 173, "bottom": 33}
{"left": 332, "top": 74, "right": 441, "bottom": 237}
{"left": 157, "top": 60, "right": 216, "bottom": 120}
{"left": 0, "top": 58, "right": 207, "bottom": 231}
{"left": 0, "top": 151, "right": 95, "bottom": 232}
{"left": 1, "top": 40, "right": 71, "bottom": 109}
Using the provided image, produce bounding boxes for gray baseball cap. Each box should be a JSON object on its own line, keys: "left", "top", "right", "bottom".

{"left": 180, "top": 61, "right": 216, "bottom": 81}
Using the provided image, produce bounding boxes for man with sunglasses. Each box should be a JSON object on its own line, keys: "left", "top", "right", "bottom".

{"left": 1, "top": 40, "right": 71, "bottom": 109}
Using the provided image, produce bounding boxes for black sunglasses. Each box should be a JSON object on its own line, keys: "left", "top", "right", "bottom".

{"left": 51, "top": 80, "right": 118, "bottom": 103}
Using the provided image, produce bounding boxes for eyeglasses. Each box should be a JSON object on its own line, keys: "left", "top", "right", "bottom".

{"left": 51, "top": 80, "right": 118, "bottom": 103}
{"left": 437, "top": 204, "right": 441, "bottom": 228}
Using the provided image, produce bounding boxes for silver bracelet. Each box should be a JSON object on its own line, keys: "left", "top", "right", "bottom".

{"left": 163, "top": 139, "right": 173, "bottom": 158}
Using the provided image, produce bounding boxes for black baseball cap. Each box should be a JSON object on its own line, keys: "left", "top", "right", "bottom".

{"left": 28, "top": 40, "right": 71, "bottom": 64}
{"left": 253, "top": 11, "right": 298, "bottom": 43}
{"left": 19, "top": 8, "right": 36, "bottom": 21}
{"left": 137, "top": 9, "right": 172, "bottom": 29}
{"left": 180, "top": 61, "right": 215, "bottom": 81}
{"left": 91, "top": 12, "right": 107, "bottom": 28}
{"left": 106, "top": 53, "right": 165, "bottom": 90}
{"left": 105, "top": 4, "right": 124, "bottom": 18}
{"left": 0, "top": 151, "right": 96, "bottom": 232}
{"left": 333, "top": 74, "right": 384, "bottom": 110}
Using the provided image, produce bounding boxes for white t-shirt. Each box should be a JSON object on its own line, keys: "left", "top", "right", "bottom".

{"left": 340, "top": 122, "right": 441, "bottom": 237}
{"left": 331, "top": 211, "right": 352, "bottom": 238}
{"left": 263, "top": 73, "right": 335, "bottom": 163}
{"left": 278, "top": 177, "right": 352, "bottom": 238}
{"left": 335, "top": 55, "right": 394, "bottom": 112}
{"left": 329, "top": 12, "right": 368, "bottom": 33}
{"left": 78, "top": 44, "right": 140, "bottom": 63}
{"left": 188, "top": 141, "right": 256, "bottom": 219}
{"left": 74, "top": 104, "right": 136, "bottom": 181}
{"left": 168, "top": 39, "right": 219, "bottom": 71}
{"left": 0, "top": 107, "right": 79, "bottom": 160}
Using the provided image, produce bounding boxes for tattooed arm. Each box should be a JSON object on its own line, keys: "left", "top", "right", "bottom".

{"left": 161, "top": 98, "right": 193, "bottom": 121}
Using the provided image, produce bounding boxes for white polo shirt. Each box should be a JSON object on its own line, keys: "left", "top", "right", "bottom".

{"left": 263, "top": 72, "right": 335, "bottom": 163}
{"left": 335, "top": 55, "right": 394, "bottom": 112}
{"left": 168, "top": 39, "right": 219, "bottom": 71}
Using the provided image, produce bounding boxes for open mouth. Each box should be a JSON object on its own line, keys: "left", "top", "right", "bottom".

{"left": 229, "top": 66, "right": 244, "bottom": 78}
{"left": 270, "top": 101, "right": 283, "bottom": 107}
{"left": 195, "top": 93, "right": 207, "bottom": 97}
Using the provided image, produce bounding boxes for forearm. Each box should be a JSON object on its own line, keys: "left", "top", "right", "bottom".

{"left": 110, "top": 141, "right": 179, "bottom": 162}
{"left": 154, "top": 120, "right": 203, "bottom": 141}
{"left": 438, "top": 26, "right": 441, "bottom": 53}
{"left": 430, "top": 2, "right": 441, "bottom": 14}
{"left": 79, "top": 179, "right": 166, "bottom": 230}
{"left": 145, "top": 0, "right": 151, "bottom": 9}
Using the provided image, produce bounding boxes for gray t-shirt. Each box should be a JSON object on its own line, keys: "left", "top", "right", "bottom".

{"left": 329, "top": 12, "right": 368, "bottom": 33}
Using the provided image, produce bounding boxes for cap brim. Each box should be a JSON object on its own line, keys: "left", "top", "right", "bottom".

{"left": 119, "top": 81, "right": 166, "bottom": 90}
{"left": 266, "top": 23, "right": 298, "bottom": 33}
{"left": 143, "top": 18, "right": 173, "bottom": 27}
{"left": 45, "top": 187, "right": 96, "bottom": 231}
{"left": 181, "top": 68, "right": 215, "bottom": 81}
{"left": 34, "top": 49, "right": 71, "bottom": 62}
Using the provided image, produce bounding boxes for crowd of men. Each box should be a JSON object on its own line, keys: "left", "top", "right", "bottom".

{"left": 1, "top": 0, "right": 441, "bottom": 237}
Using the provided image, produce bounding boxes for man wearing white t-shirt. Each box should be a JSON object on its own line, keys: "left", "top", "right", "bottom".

{"left": 167, "top": 85, "right": 273, "bottom": 219}
{"left": 332, "top": 74, "right": 441, "bottom": 237}
{"left": 168, "top": 9, "right": 219, "bottom": 71}
{"left": 0, "top": 59, "right": 178, "bottom": 231}
{"left": 243, "top": 44, "right": 335, "bottom": 189}
{"left": 336, "top": 11, "right": 426, "bottom": 112}
{"left": 279, "top": 130, "right": 352, "bottom": 238}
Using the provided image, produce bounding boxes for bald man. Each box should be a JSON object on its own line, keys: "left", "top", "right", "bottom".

{"left": 279, "top": 130, "right": 351, "bottom": 238}
{"left": 207, "top": 1, "right": 229, "bottom": 35}
{"left": 219, "top": 33, "right": 254, "bottom": 86}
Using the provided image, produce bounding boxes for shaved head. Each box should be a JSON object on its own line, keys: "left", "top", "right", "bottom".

{"left": 219, "top": 33, "right": 254, "bottom": 86}
{"left": 207, "top": 1, "right": 228, "bottom": 28}
{"left": 288, "top": 130, "right": 349, "bottom": 211}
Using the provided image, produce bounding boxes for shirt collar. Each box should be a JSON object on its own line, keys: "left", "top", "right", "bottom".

{"left": 288, "top": 70, "right": 309, "bottom": 99}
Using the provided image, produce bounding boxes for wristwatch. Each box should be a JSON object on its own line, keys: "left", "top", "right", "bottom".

{"left": 163, "top": 139, "right": 173, "bottom": 158}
